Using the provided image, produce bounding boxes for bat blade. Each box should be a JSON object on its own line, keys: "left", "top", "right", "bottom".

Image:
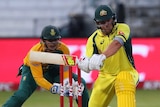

{"left": 29, "top": 51, "right": 78, "bottom": 66}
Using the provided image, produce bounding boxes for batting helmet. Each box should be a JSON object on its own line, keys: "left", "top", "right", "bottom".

{"left": 94, "top": 5, "right": 115, "bottom": 22}
{"left": 41, "top": 25, "right": 61, "bottom": 40}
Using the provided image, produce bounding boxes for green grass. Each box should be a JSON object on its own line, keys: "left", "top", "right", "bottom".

{"left": 0, "top": 89, "right": 160, "bottom": 107}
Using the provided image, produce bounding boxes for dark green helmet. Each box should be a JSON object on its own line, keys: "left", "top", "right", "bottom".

{"left": 94, "top": 5, "right": 115, "bottom": 22}
{"left": 41, "top": 25, "right": 61, "bottom": 40}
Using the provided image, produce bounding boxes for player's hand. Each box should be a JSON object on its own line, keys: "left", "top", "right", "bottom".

{"left": 50, "top": 83, "right": 61, "bottom": 94}
{"left": 72, "top": 82, "right": 84, "bottom": 99}
{"left": 63, "top": 80, "right": 84, "bottom": 99}
{"left": 50, "top": 83, "right": 71, "bottom": 97}
{"left": 77, "top": 57, "right": 90, "bottom": 73}
{"left": 89, "top": 54, "right": 106, "bottom": 70}
{"left": 61, "top": 81, "right": 84, "bottom": 100}
{"left": 63, "top": 78, "right": 75, "bottom": 87}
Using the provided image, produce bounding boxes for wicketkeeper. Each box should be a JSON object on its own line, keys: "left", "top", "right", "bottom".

{"left": 2, "top": 25, "right": 89, "bottom": 107}
{"left": 77, "top": 5, "right": 139, "bottom": 107}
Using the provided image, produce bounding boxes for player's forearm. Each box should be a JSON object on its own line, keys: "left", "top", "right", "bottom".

{"left": 103, "top": 40, "right": 122, "bottom": 58}
{"left": 34, "top": 77, "right": 52, "bottom": 91}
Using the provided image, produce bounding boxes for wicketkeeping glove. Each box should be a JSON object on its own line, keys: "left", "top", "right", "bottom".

{"left": 63, "top": 78, "right": 75, "bottom": 87}
{"left": 89, "top": 54, "right": 106, "bottom": 70}
{"left": 50, "top": 78, "right": 76, "bottom": 96}
{"left": 63, "top": 79, "right": 84, "bottom": 100}
{"left": 50, "top": 83, "right": 71, "bottom": 97}
{"left": 77, "top": 56, "right": 90, "bottom": 73}
{"left": 72, "top": 82, "right": 84, "bottom": 99}
{"left": 50, "top": 83, "right": 61, "bottom": 94}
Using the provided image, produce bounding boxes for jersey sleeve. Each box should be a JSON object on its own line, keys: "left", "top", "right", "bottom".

{"left": 30, "top": 62, "right": 53, "bottom": 90}
{"left": 24, "top": 42, "right": 53, "bottom": 91}
{"left": 24, "top": 42, "right": 72, "bottom": 91}
{"left": 86, "top": 31, "right": 98, "bottom": 57}
{"left": 116, "top": 24, "right": 130, "bottom": 43}
{"left": 58, "top": 42, "right": 70, "bottom": 54}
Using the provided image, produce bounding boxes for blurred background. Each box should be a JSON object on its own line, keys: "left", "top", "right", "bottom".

{"left": 0, "top": 0, "right": 160, "bottom": 106}
{"left": 0, "top": 0, "right": 159, "bottom": 38}
{"left": 0, "top": 0, "right": 160, "bottom": 92}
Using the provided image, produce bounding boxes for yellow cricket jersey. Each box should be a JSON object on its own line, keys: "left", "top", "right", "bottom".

{"left": 86, "top": 23, "right": 135, "bottom": 75}
{"left": 23, "top": 41, "right": 70, "bottom": 91}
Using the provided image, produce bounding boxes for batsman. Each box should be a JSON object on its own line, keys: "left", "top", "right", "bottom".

{"left": 78, "top": 5, "right": 139, "bottom": 107}
{"left": 2, "top": 25, "right": 89, "bottom": 107}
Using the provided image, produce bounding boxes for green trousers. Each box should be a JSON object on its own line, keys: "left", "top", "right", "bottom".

{"left": 2, "top": 65, "right": 89, "bottom": 107}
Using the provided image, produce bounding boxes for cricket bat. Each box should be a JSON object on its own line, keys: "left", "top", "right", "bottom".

{"left": 29, "top": 51, "right": 78, "bottom": 66}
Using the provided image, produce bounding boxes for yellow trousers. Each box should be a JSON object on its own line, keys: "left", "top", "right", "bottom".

{"left": 88, "top": 70, "right": 139, "bottom": 107}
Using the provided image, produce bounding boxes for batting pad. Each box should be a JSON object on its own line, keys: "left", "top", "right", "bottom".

{"left": 115, "top": 71, "right": 136, "bottom": 107}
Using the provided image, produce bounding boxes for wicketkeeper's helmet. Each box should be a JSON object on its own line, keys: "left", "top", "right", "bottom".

{"left": 94, "top": 5, "right": 116, "bottom": 22}
{"left": 41, "top": 25, "right": 61, "bottom": 40}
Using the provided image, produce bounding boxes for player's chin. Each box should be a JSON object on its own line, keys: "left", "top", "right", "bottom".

{"left": 101, "top": 30, "right": 110, "bottom": 35}
{"left": 47, "top": 46, "right": 57, "bottom": 51}
{"left": 105, "top": 28, "right": 112, "bottom": 34}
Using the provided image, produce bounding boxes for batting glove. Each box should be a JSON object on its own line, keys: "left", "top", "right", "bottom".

{"left": 89, "top": 54, "right": 106, "bottom": 70}
{"left": 77, "top": 56, "right": 90, "bottom": 73}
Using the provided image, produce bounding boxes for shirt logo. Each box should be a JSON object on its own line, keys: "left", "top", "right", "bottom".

{"left": 100, "top": 39, "right": 104, "bottom": 44}
{"left": 23, "top": 76, "right": 26, "bottom": 81}
{"left": 118, "top": 31, "right": 125, "bottom": 36}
